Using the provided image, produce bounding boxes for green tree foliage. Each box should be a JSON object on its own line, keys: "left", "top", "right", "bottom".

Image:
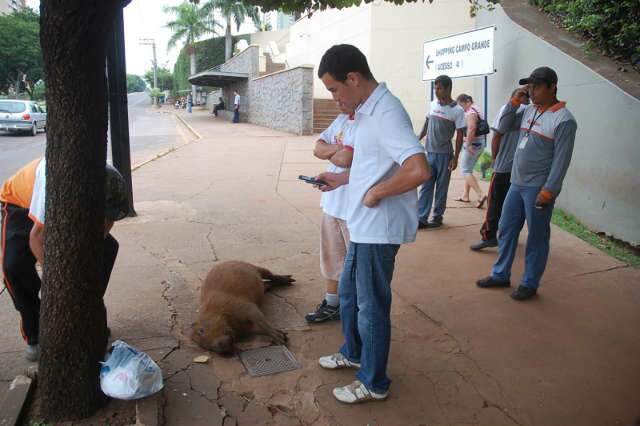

{"left": 0, "top": 8, "right": 43, "bottom": 96}
{"left": 172, "top": 34, "right": 250, "bottom": 94}
{"left": 126, "top": 74, "right": 147, "bottom": 93}
{"left": 529, "top": 0, "right": 639, "bottom": 66}
{"left": 204, "top": 0, "right": 261, "bottom": 60}
{"left": 164, "top": 1, "right": 222, "bottom": 51}
{"left": 32, "top": 79, "right": 46, "bottom": 101}
{"left": 143, "top": 67, "right": 173, "bottom": 91}
{"left": 238, "top": 0, "right": 500, "bottom": 16}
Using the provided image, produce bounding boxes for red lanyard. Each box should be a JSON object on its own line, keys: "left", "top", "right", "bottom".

{"left": 526, "top": 107, "right": 545, "bottom": 135}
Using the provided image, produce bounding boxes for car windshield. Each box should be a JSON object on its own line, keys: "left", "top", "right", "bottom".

{"left": 0, "top": 102, "right": 26, "bottom": 113}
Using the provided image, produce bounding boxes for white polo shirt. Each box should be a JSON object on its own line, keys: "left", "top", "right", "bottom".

{"left": 347, "top": 83, "right": 425, "bottom": 245}
{"left": 234, "top": 94, "right": 240, "bottom": 107}
{"left": 29, "top": 158, "right": 46, "bottom": 225}
{"left": 319, "top": 114, "right": 356, "bottom": 221}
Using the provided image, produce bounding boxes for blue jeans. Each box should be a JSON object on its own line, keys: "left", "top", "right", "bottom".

{"left": 491, "top": 184, "right": 554, "bottom": 289}
{"left": 187, "top": 103, "right": 192, "bottom": 113}
{"left": 233, "top": 108, "right": 240, "bottom": 123}
{"left": 417, "top": 152, "right": 452, "bottom": 223}
{"left": 339, "top": 242, "right": 400, "bottom": 394}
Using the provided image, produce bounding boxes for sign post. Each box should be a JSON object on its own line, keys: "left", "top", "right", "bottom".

{"left": 423, "top": 27, "right": 496, "bottom": 140}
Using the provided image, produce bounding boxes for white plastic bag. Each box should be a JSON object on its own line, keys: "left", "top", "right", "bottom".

{"left": 100, "top": 340, "right": 163, "bottom": 400}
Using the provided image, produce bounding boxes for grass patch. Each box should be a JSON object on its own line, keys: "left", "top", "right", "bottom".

{"left": 552, "top": 208, "right": 640, "bottom": 268}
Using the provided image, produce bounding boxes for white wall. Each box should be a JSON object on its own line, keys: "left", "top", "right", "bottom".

{"left": 476, "top": 4, "right": 640, "bottom": 244}
{"left": 370, "top": 0, "right": 477, "bottom": 131}
{"left": 285, "top": 5, "right": 373, "bottom": 99}
{"left": 250, "top": 29, "right": 290, "bottom": 56}
{"left": 284, "top": 0, "right": 477, "bottom": 131}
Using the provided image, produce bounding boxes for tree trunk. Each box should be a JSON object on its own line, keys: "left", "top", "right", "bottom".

{"left": 225, "top": 19, "right": 232, "bottom": 61}
{"left": 38, "top": 0, "right": 119, "bottom": 420}
{"left": 190, "top": 50, "right": 197, "bottom": 105}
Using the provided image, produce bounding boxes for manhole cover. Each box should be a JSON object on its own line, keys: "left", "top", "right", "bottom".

{"left": 239, "top": 345, "right": 300, "bottom": 377}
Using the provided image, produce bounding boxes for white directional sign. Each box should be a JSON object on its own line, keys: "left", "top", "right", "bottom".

{"left": 423, "top": 27, "right": 495, "bottom": 81}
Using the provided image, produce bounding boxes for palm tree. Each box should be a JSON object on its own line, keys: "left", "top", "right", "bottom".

{"left": 206, "top": 0, "right": 262, "bottom": 61}
{"left": 164, "top": 1, "right": 222, "bottom": 103}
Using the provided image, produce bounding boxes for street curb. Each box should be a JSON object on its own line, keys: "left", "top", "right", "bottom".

{"left": 131, "top": 147, "right": 178, "bottom": 172}
{"left": 173, "top": 112, "right": 202, "bottom": 141}
{"left": 130, "top": 112, "right": 202, "bottom": 172}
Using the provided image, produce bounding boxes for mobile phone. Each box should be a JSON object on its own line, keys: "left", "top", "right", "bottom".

{"left": 298, "top": 175, "right": 327, "bottom": 186}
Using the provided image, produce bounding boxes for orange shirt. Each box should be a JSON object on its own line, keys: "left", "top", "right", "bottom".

{"left": 0, "top": 158, "right": 42, "bottom": 208}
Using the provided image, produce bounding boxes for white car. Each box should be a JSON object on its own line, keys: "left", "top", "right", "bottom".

{"left": 0, "top": 100, "right": 47, "bottom": 136}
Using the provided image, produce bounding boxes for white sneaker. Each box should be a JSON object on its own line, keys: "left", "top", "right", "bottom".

{"left": 318, "top": 353, "right": 361, "bottom": 369}
{"left": 25, "top": 344, "right": 39, "bottom": 362}
{"left": 332, "top": 380, "right": 388, "bottom": 404}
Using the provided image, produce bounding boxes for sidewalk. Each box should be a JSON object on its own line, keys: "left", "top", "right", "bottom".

{"left": 2, "top": 107, "right": 639, "bottom": 425}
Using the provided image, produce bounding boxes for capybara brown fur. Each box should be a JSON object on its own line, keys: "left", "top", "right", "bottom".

{"left": 191, "top": 260, "right": 294, "bottom": 355}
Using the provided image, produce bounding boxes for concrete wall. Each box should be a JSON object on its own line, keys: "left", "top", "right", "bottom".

{"left": 249, "top": 66, "right": 314, "bottom": 135}
{"left": 476, "top": 5, "right": 640, "bottom": 244}
{"left": 220, "top": 46, "right": 261, "bottom": 121}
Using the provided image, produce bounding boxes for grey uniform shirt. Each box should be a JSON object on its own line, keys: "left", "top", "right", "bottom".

{"left": 425, "top": 100, "right": 466, "bottom": 154}
{"left": 501, "top": 100, "right": 577, "bottom": 194}
{"left": 491, "top": 103, "right": 526, "bottom": 174}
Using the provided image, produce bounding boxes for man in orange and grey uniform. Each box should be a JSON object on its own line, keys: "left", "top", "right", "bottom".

{"left": 476, "top": 67, "right": 577, "bottom": 301}
{"left": 1, "top": 158, "right": 129, "bottom": 361}
{"left": 470, "top": 88, "right": 530, "bottom": 251}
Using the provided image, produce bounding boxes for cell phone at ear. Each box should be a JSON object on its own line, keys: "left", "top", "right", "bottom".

{"left": 298, "top": 175, "right": 327, "bottom": 185}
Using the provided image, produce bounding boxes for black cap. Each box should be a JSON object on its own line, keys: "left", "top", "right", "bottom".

{"left": 519, "top": 67, "right": 558, "bottom": 86}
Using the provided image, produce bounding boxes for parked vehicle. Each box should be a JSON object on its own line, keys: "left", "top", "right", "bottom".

{"left": 0, "top": 100, "right": 47, "bottom": 136}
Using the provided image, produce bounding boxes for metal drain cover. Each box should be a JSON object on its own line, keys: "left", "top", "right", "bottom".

{"left": 239, "top": 345, "right": 300, "bottom": 377}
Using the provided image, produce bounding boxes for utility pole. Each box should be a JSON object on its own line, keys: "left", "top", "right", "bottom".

{"left": 139, "top": 38, "right": 157, "bottom": 103}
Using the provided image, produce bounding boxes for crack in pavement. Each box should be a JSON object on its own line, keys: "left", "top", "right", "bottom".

{"left": 394, "top": 292, "right": 523, "bottom": 426}
{"left": 484, "top": 400, "right": 524, "bottom": 426}
{"left": 161, "top": 341, "right": 181, "bottom": 362}
{"left": 569, "top": 264, "right": 630, "bottom": 278}
{"left": 206, "top": 225, "right": 219, "bottom": 262}
{"left": 161, "top": 279, "right": 179, "bottom": 333}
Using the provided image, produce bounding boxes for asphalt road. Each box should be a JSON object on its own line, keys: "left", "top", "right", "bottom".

{"left": 0, "top": 91, "right": 183, "bottom": 183}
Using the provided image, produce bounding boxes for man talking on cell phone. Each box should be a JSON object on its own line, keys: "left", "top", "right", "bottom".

{"left": 476, "top": 67, "right": 577, "bottom": 301}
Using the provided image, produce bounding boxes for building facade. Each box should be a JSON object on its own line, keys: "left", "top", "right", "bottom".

{"left": 0, "top": 0, "right": 26, "bottom": 14}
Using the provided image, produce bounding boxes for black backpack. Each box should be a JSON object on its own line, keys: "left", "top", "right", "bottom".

{"left": 468, "top": 107, "right": 490, "bottom": 137}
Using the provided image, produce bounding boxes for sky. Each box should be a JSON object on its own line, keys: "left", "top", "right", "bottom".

{"left": 25, "top": 0, "right": 259, "bottom": 77}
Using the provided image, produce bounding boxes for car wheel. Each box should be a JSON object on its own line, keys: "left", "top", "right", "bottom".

{"left": 31, "top": 123, "right": 37, "bottom": 136}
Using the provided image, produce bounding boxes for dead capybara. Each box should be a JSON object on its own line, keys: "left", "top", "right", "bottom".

{"left": 191, "top": 260, "right": 295, "bottom": 355}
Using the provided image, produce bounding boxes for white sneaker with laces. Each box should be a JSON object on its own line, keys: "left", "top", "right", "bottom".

{"left": 332, "top": 380, "right": 388, "bottom": 404}
{"left": 318, "top": 353, "right": 361, "bottom": 369}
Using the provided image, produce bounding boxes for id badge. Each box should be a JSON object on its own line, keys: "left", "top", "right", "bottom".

{"left": 518, "top": 135, "right": 529, "bottom": 150}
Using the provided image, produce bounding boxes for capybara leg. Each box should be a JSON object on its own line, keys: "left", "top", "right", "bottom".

{"left": 243, "top": 304, "right": 288, "bottom": 345}
{"left": 255, "top": 266, "right": 295, "bottom": 288}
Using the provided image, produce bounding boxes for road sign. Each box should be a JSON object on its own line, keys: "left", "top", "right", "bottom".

{"left": 423, "top": 27, "right": 495, "bottom": 81}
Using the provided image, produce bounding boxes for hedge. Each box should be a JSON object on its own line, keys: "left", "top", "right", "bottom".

{"left": 172, "top": 34, "right": 252, "bottom": 95}
{"left": 529, "top": 0, "right": 640, "bottom": 67}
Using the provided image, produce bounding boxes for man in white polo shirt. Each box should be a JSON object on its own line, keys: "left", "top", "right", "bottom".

{"left": 315, "top": 44, "right": 430, "bottom": 404}
{"left": 305, "top": 103, "right": 356, "bottom": 324}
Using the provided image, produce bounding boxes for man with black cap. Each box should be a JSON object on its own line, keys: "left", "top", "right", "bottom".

{"left": 476, "top": 67, "right": 577, "bottom": 301}
{"left": 1, "top": 158, "right": 129, "bottom": 361}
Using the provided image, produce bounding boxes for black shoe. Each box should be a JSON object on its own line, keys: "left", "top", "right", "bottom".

{"left": 470, "top": 239, "right": 498, "bottom": 251}
{"left": 418, "top": 216, "right": 442, "bottom": 229}
{"left": 305, "top": 300, "right": 340, "bottom": 323}
{"left": 511, "top": 285, "right": 537, "bottom": 301}
{"left": 476, "top": 276, "right": 511, "bottom": 288}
